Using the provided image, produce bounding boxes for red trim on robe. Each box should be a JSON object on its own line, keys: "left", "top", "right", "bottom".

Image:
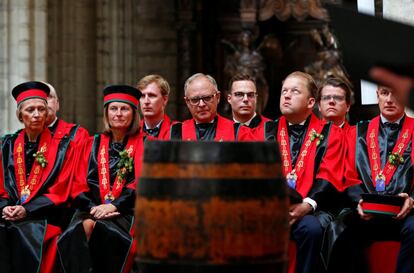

{"left": 181, "top": 115, "right": 235, "bottom": 141}
{"left": 53, "top": 118, "right": 89, "bottom": 144}
{"left": 344, "top": 116, "right": 414, "bottom": 191}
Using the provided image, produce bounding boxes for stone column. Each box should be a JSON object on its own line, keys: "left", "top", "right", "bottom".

{"left": 0, "top": 0, "right": 47, "bottom": 135}
{"left": 47, "top": 0, "right": 97, "bottom": 132}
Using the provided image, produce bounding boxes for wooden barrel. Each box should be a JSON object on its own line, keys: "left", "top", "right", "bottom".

{"left": 135, "top": 141, "right": 288, "bottom": 273}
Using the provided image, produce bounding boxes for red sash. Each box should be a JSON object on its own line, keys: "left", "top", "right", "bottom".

{"left": 181, "top": 115, "right": 235, "bottom": 141}
{"left": 13, "top": 129, "right": 57, "bottom": 203}
{"left": 277, "top": 115, "right": 323, "bottom": 190}
{"left": 367, "top": 116, "right": 414, "bottom": 188}
{"left": 97, "top": 134, "right": 139, "bottom": 203}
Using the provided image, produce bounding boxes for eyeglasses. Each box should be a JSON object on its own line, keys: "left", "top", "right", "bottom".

{"left": 185, "top": 93, "right": 218, "bottom": 106}
{"left": 321, "top": 95, "right": 345, "bottom": 102}
{"left": 232, "top": 92, "right": 257, "bottom": 100}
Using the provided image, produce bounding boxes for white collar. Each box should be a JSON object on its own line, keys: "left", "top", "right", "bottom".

{"left": 380, "top": 114, "right": 404, "bottom": 125}
{"left": 48, "top": 117, "right": 58, "bottom": 127}
{"left": 144, "top": 119, "right": 163, "bottom": 130}
{"left": 233, "top": 113, "right": 257, "bottom": 126}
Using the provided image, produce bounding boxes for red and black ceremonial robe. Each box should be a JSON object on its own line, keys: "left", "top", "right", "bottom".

{"left": 49, "top": 118, "right": 90, "bottom": 144}
{"left": 141, "top": 114, "right": 174, "bottom": 139}
{"left": 344, "top": 116, "right": 414, "bottom": 204}
{"left": 0, "top": 128, "right": 75, "bottom": 273}
{"left": 258, "top": 114, "right": 345, "bottom": 211}
{"left": 168, "top": 114, "right": 250, "bottom": 141}
{"left": 58, "top": 131, "right": 145, "bottom": 273}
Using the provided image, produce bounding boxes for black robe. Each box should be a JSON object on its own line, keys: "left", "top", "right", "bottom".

{"left": 0, "top": 129, "right": 75, "bottom": 273}
{"left": 57, "top": 133, "right": 144, "bottom": 273}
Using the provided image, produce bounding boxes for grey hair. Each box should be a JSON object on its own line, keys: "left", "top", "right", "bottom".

{"left": 15, "top": 99, "right": 48, "bottom": 122}
{"left": 184, "top": 73, "right": 218, "bottom": 96}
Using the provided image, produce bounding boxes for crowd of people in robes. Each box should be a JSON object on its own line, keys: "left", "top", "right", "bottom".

{"left": 1, "top": 70, "right": 414, "bottom": 273}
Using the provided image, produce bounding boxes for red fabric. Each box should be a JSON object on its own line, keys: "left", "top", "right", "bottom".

{"left": 71, "top": 131, "right": 145, "bottom": 200}
{"left": 53, "top": 119, "right": 89, "bottom": 144}
{"left": 361, "top": 203, "right": 401, "bottom": 215}
{"left": 4, "top": 129, "right": 75, "bottom": 206}
{"left": 236, "top": 115, "right": 270, "bottom": 141}
{"left": 344, "top": 116, "right": 414, "bottom": 191}
{"left": 39, "top": 224, "right": 62, "bottom": 273}
{"left": 0, "top": 143, "right": 9, "bottom": 200}
{"left": 315, "top": 120, "right": 346, "bottom": 193}
{"left": 288, "top": 241, "right": 296, "bottom": 273}
{"left": 104, "top": 93, "right": 139, "bottom": 107}
{"left": 16, "top": 89, "right": 48, "bottom": 104}
{"left": 181, "top": 115, "right": 236, "bottom": 141}
{"left": 277, "top": 115, "right": 325, "bottom": 197}
{"left": 365, "top": 241, "right": 400, "bottom": 273}
{"left": 343, "top": 125, "right": 361, "bottom": 189}
{"left": 140, "top": 114, "right": 173, "bottom": 139}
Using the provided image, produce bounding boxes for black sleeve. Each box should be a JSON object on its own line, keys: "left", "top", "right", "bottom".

{"left": 72, "top": 192, "right": 97, "bottom": 212}
{"left": 111, "top": 187, "right": 135, "bottom": 214}
{"left": 23, "top": 195, "right": 55, "bottom": 216}
{"left": 308, "top": 178, "right": 343, "bottom": 213}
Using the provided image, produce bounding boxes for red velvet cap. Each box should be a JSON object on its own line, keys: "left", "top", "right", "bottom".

{"left": 11, "top": 81, "right": 50, "bottom": 105}
{"left": 103, "top": 85, "right": 141, "bottom": 108}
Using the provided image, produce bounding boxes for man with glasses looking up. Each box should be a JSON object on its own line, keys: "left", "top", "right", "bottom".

{"left": 169, "top": 73, "right": 249, "bottom": 141}
{"left": 227, "top": 73, "right": 270, "bottom": 129}
{"left": 318, "top": 77, "right": 352, "bottom": 129}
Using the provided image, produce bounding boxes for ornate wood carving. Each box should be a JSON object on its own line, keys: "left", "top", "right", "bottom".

{"left": 259, "top": 0, "right": 328, "bottom": 22}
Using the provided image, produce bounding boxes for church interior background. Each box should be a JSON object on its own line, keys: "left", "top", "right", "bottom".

{"left": 1, "top": 0, "right": 413, "bottom": 135}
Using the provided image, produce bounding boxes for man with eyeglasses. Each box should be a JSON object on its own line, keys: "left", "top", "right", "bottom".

{"left": 169, "top": 73, "right": 249, "bottom": 141}
{"left": 226, "top": 73, "right": 270, "bottom": 129}
{"left": 325, "top": 85, "right": 414, "bottom": 273}
{"left": 254, "top": 71, "right": 344, "bottom": 273}
{"left": 137, "top": 74, "right": 174, "bottom": 139}
{"left": 318, "top": 77, "right": 352, "bottom": 129}
{"left": 44, "top": 82, "right": 89, "bottom": 143}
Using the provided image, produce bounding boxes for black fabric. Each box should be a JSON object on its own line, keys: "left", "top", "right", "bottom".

{"left": 347, "top": 120, "right": 413, "bottom": 205}
{"left": 1, "top": 132, "right": 72, "bottom": 218}
{"left": 58, "top": 210, "right": 134, "bottom": 273}
{"left": 24, "top": 135, "right": 39, "bottom": 179}
{"left": 196, "top": 121, "right": 216, "bottom": 140}
{"left": 287, "top": 124, "right": 306, "bottom": 167}
{"left": 379, "top": 120, "right": 402, "bottom": 167}
{"left": 144, "top": 125, "right": 160, "bottom": 137}
{"left": 73, "top": 135, "right": 135, "bottom": 214}
{"left": 170, "top": 123, "right": 183, "bottom": 140}
{"left": 48, "top": 119, "right": 59, "bottom": 135}
{"left": 247, "top": 115, "right": 262, "bottom": 129}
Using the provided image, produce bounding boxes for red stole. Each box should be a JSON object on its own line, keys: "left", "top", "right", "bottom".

{"left": 13, "top": 129, "right": 58, "bottom": 203}
{"left": 277, "top": 114, "right": 324, "bottom": 197}
{"left": 181, "top": 115, "right": 235, "bottom": 141}
{"left": 97, "top": 134, "right": 140, "bottom": 203}
{"left": 367, "top": 116, "right": 414, "bottom": 189}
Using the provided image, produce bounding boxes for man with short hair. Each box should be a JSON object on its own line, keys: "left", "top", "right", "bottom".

{"left": 137, "top": 74, "right": 173, "bottom": 139}
{"left": 327, "top": 85, "right": 414, "bottom": 273}
{"left": 45, "top": 83, "right": 89, "bottom": 143}
{"left": 169, "top": 73, "right": 248, "bottom": 141}
{"left": 254, "top": 71, "right": 344, "bottom": 273}
{"left": 318, "top": 77, "right": 352, "bottom": 129}
{"left": 227, "top": 73, "right": 270, "bottom": 129}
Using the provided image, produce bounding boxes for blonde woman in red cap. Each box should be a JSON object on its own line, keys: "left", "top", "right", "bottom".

{"left": 0, "top": 81, "right": 76, "bottom": 273}
{"left": 58, "top": 85, "right": 145, "bottom": 273}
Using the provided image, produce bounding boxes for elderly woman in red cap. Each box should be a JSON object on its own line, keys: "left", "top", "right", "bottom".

{"left": 0, "top": 81, "right": 76, "bottom": 273}
{"left": 58, "top": 85, "right": 145, "bottom": 273}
